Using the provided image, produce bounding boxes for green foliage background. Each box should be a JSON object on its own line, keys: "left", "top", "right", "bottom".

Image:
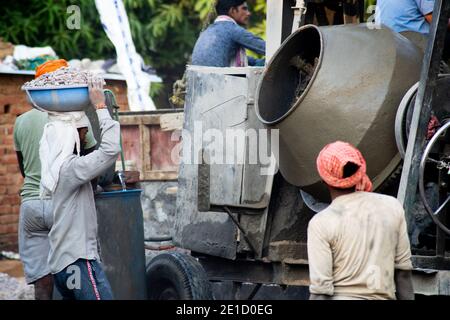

{"left": 0, "top": 0, "right": 267, "bottom": 108}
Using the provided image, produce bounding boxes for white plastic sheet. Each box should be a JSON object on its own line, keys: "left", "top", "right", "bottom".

{"left": 95, "top": 0, "right": 156, "bottom": 111}
{"left": 13, "top": 45, "right": 56, "bottom": 60}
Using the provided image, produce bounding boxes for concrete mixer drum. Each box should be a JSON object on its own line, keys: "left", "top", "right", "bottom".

{"left": 256, "top": 24, "right": 424, "bottom": 201}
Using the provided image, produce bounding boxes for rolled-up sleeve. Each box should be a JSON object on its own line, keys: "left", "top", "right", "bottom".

{"left": 307, "top": 217, "right": 334, "bottom": 296}
{"left": 416, "top": 0, "right": 435, "bottom": 16}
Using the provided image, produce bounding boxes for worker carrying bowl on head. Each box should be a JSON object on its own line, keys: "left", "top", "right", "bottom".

{"left": 191, "top": 0, "right": 266, "bottom": 67}
{"left": 14, "top": 59, "right": 98, "bottom": 300}
{"left": 307, "top": 141, "right": 414, "bottom": 300}
{"left": 26, "top": 59, "right": 121, "bottom": 300}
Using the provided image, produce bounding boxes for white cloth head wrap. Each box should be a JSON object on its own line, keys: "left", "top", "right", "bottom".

{"left": 39, "top": 111, "right": 90, "bottom": 197}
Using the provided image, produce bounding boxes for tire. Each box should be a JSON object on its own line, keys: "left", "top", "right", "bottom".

{"left": 146, "top": 252, "right": 213, "bottom": 300}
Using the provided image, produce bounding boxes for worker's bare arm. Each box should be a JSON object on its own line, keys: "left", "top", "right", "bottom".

{"left": 394, "top": 269, "right": 414, "bottom": 300}
{"left": 89, "top": 77, "right": 107, "bottom": 109}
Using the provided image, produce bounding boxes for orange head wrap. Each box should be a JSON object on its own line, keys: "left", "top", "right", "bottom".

{"left": 35, "top": 59, "right": 69, "bottom": 79}
{"left": 316, "top": 141, "right": 373, "bottom": 192}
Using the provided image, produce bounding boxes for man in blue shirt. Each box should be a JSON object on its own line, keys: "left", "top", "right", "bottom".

{"left": 376, "top": 0, "right": 450, "bottom": 60}
{"left": 192, "top": 0, "right": 265, "bottom": 67}
{"left": 376, "top": 0, "right": 434, "bottom": 34}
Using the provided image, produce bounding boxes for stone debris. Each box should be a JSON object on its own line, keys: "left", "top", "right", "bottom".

{"left": 23, "top": 66, "right": 105, "bottom": 88}
{"left": 0, "top": 273, "right": 34, "bottom": 300}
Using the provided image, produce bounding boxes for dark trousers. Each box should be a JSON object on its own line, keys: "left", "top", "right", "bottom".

{"left": 54, "top": 259, "right": 113, "bottom": 300}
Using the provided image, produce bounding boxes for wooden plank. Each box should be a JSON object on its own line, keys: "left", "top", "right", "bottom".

{"left": 119, "top": 114, "right": 161, "bottom": 126}
{"left": 119, "top": 113, "right": 181, "bottom": 181}
{"left": 120, "top": 125, "right": 142, "bottom": 174}
{"left": 141, "top": 124, "right": 151, "bottom": 173}
{"left": 143, "top": 171, "right": 178, "bottom": 181}
{"left": 149, "top": 126, "right": 180, "bottom": 172}
{"left": 160, "top": 113, "right": 184, "bottom": 131}
{"left": 141, "top": 115, "right": 161, "bottom": 125}
{"left": 119, "top": 116, "right": 142, "bottom": 126}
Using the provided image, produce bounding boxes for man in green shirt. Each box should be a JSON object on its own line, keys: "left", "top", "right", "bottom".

{"left": 14, "top": 108, "right": 97, "bottom": 300}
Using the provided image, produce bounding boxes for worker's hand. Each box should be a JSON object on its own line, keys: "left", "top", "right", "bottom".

{"left": 88, "top": 76, "right": 106, "bottom": 109}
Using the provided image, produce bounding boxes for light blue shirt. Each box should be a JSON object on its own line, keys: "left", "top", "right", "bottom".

{"left": 376, "top": 0, "right": 435, "bottom": 34}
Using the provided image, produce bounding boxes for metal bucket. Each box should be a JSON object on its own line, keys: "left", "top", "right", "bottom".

{"left": 95, "top": 189, "right": 147, "bottom": 300}
{"left": 255, "top": 24, "right": 423, "bottom": 197}
{"left": 22, "top": 85, "right": 90, "bottom": 112}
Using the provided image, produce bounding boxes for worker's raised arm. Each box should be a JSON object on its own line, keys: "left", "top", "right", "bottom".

{"left": 230, "top": 24, "right": 266, "bottom": 56}
{"left": 68, "top": 109, "right": 120, "bottom": 186}
{"left": 65, "top": 79, "right": 121, "bottom": 186}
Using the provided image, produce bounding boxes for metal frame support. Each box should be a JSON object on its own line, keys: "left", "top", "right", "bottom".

{"left": 291, "top": 0, "right": 307, "bottom": 33}
{"left": 266, "top": 0, "right": 296, "bottom": 61}
{"left": 358, "top": 0, "right": 366, "bottom": 23}
{"left": 397, "top": 0, "right": 450, "bottom": 237}
{"left": 266, "top": 0, "right": 286, "bottom": 61}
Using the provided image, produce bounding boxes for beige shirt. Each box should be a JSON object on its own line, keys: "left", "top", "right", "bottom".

{"left": 307, "top": 192, "right": 412, "bottom": 300}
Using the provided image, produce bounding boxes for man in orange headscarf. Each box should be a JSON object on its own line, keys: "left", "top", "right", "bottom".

{"left": 307, "top": 141, "right": 414, "bottom": 300}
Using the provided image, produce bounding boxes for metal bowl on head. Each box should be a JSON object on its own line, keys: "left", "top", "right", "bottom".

{"left": 21, "top": 84, "right": 90, "bottom": 112}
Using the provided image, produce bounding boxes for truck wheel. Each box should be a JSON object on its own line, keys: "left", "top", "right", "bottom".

{"left": 146, "top": 252, "right": 213, "bottom": 300}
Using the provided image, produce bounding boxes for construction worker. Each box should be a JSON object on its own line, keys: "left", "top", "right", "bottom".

{"left": 376, "top": 0, "right": 450, "bottom": 61}
{"left": 307, "top": 141, "right": 414, "bottom": 300}
{"left": 14, "top": 61, "right": 97, "bottom": 300}
{"left": 192, "top": 0, "right": 265, "bottom": 67}
{"left": 38, "top": 77, "right": 120, "bottom": 300}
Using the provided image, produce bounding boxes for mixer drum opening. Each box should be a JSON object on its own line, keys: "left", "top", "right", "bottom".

{"left": 256, "top": 25, "right": 322, "bottom": 124}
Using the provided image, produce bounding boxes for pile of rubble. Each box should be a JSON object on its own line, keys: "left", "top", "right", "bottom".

{"left": 0, "top": 252, "right": 34, "bottom": 300}
{"left": 0, "top": 273, "right": 34, "bottom": 300}
{"left": 22, "top": 67, "right": 105, "bottom": 88}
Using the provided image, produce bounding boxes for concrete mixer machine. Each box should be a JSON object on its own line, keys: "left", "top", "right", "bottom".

{"left": 145, "top": 0, "right": 450, "bottom": 299}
